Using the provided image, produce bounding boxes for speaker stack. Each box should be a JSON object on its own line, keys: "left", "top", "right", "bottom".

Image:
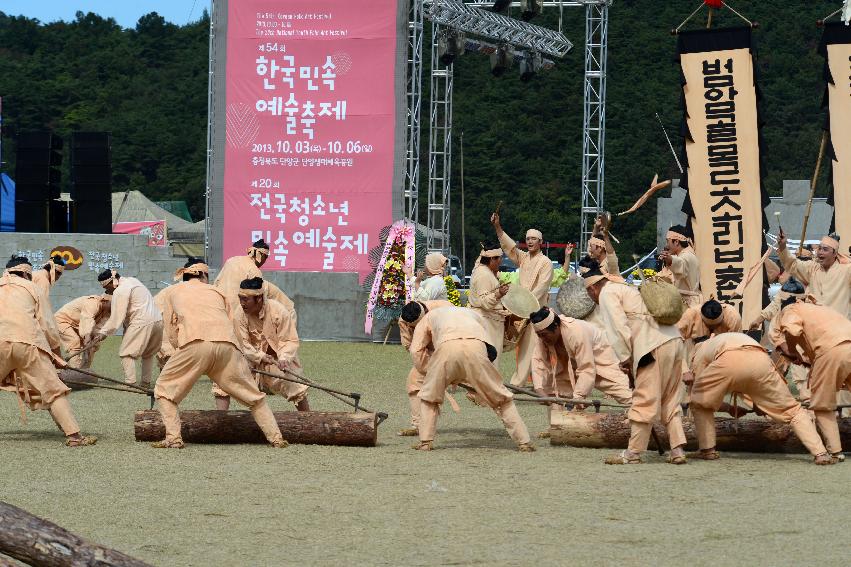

{"left": 70, "top": 132, "right": 112, "bottom": 233}
{"left": 14, "top": 132, "right": 63, "bottom": 232}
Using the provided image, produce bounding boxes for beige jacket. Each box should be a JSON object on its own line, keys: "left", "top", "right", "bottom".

{"left": 237, "top": 298, "right": 300, "bottom": 367}
{"left": 55, "top": 295, "right": 110, "bottom": 339}
{"left": 0, "top": 273, "right": 61, "bottom": 354}
{"left": 159, "top": 279, "right": 240, "bottom": 350}
{"left": 399, "top": 299, "right": 453, "bottom": 350}
{"left": 100, "top": 276, "right": 162, "bottom": 335}
{"left": 779, "top": 248, "right": 851, "bottom": 318}
{"left": 498, "top": 231, "right": 554, "bottom": 307}
{"left": 410, "top": 307, "right": 488, "bottom": 374}
{"left": 467, "top": 264, "right": 508, "bottom": 323}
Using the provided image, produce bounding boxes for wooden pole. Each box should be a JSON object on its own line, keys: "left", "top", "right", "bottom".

{"left": 798, "top": 131, "right": 829, "bottom": 254}
{"left": 549, "top": 411, "right": 851, "bottom": 454}
{"left": 134, "top": 409, "right": 379, "bottom": 447}
{"left": 460, "top": 130, "right": 466, "bottom": 278}
{"left": 706, "top": 7, "right": 713, "bottom": 28}
{"left": 0, "top": 501, "right": 151, "bottom": 566}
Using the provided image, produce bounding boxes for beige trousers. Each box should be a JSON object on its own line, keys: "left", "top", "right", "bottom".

{"left": 120, "top": 321, "right": 164, "bottom": 384}
{"left": 405, "top": 366, "right": 425, "bottom": 428}
{"left": 690, "top": 346, "right": 827, "bottom": 456}
{"left": 57, "top": 323, "right": 101, "bottom": 369}
{"left": 213, "top": 362, "right": 309, "bottom": 406}
{"left": 806, "top": 342, "right": 851, "bottom": 452}
{"left": 627, "top": 339, "right": 686, "bottom": 453}
{"left": 509, "top": 325, "right": 537, "bottom": 387}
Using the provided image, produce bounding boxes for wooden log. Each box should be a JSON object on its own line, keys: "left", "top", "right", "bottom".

{"left": 134, "top": 409, "right": 378, "bottom": 447}
{"left": 59, "top": 368, "right": 98, "bottom": 391}
{"left": 549, "top": 410, "right": 851, "bottom": 453}
{"left": 0, "top": 500, "right": 150, "bottom": 567}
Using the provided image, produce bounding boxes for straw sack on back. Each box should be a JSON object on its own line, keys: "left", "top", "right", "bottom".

{"left": 639, "top": 276, "right": 684, "bottom": 326}
{"left": 556, "top": 274, "right": 595, "bottom": 319}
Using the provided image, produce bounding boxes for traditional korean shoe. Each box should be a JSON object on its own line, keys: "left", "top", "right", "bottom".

{"left": 397, "top": 427, "right": 419, "bottom": 437}
{"left": 151, "top": 439, "right": 185, "bottom": 449}
{"left": 517, "top": 443, "right": 536, "bottom": 452}
{"left": 604, "top": 451, "right": 641, "bottom": 465}
{"left": 411, "top": 441, "right": 433, "bottom": 451}
{"left": 831, "top": 452, "right": 845, "bottom": 463}
{"left": 65, "top": 435, "right": 97, "bottom": 447}
{"left": 666, "top": 454, "right": 688, "bottom": 465}
{"left": 536, "top": 430, "right": 551, "bottom": 439}
{"left": 687, "top": 449, "right": 720, "bottom": 460}
{"left": 270, "top": 438, "right": 289, "bottom": 448}
{"left": 815, "top": 452, "right": 839, "bottom": 465}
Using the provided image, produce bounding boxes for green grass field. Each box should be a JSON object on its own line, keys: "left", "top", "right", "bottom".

{"left": 0, "top": 338, "right": 848, "bottom": 566}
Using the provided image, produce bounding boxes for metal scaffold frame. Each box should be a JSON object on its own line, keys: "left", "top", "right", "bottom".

{"left": 406, "top": 0, "right": 610, "bottom": 256}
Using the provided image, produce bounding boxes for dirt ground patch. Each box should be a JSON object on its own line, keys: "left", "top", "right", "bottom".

{"left": 0, "top": 339, "right": 847, "bottom": 566}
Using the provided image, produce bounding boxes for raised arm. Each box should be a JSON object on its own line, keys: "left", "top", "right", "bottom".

{"left": 492, "top": 212, "right": 525, "bottom": 267}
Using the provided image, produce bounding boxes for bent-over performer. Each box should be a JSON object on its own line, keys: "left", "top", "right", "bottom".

{"left": 212, "top": 277, "right": 310, "bottom": 412}
{"left": 409, "top": 306, "right": 534, "bottom": 452}
{"left": 55, "top": 293, "right": 112, "bottom": 369}
{"left": 0, "top": 256, "right": 96, "bottom": 446}
{"left": 214, "top": 238, "right": 296, "bottom": 315}
{"left": 153, "top": 260, "right": 287, "bottom": 448}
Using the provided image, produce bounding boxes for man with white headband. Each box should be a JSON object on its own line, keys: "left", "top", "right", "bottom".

{"left": 582, "top": 261, "right": 687, "bottom": 465}
{"left": 529, "top": 306, "right": 632, "bottom": 405}
{"left": 587, "top": 215, "right": 619, "bottom": 275}
{"left": 214, "top": 238, "right": 296, "bottom": 318}
{"left": 491, "top": 211, "right": 554, "bottom": 386}
{"left": 211, "top": 277, "right": 310, "bottom": 412}
{"left": 94, "top": 268, "right": 163, "bottom": 389}
{"left": 658, "top": 224, "right": 702, "bottom": 309}
{"left": 412, "top": 252, "right": 448, "bottom": 301}
{"left": 409, "top": 306, "right": 534, "bottom": 452}
{"left": 777, "top": 229, "right": 851, "bottom": 412}
{"left": 467, "top": 241, "right": 509, "bottom": 366}
{"left": 0, "top": 256, "right": 96, "bottom": 447}
{"left": 772, "top": 297, "right": 851, "bottom": 462}
{"left": 153, "top": 259, "right": 288, "bottom": 448}
{"left": 397, "top": 299, "right": 453, "bottom": 436}
{"left": 55, "top": 293, "right": 112, "bottom": 369}
{"left": 32, "top": 254, "right": 66, "bottom": 317}
{"left": 688, "top": 332, "right": 835, "bottom": 465}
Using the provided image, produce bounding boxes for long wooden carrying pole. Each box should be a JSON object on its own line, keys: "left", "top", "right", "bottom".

{"left": 798, "top": 131, "right": 829, "bottom": 254}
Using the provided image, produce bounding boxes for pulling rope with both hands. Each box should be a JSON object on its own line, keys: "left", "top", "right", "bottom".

{"left": 254, "top": 367, "right": 388, "bottom": 425}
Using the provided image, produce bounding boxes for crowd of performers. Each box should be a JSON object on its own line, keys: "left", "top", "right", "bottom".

{"left": 1, "top": 215, "right": 850, "bottom": 464}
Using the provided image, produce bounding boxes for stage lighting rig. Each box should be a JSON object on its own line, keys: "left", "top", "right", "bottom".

{"left": 490, "top": 45, "right": 514, "bottom": 76}
{"left": 520, "top": 0, "right": 541, "bottom": 21}
{"left": 518, "top": 50, "right": 542, "bottom": 80}
{"left": 492, "top": 0, "right": 512, "bottom": 13}
{"left": 438, "top": 29, "right": 467, "bottom": 64}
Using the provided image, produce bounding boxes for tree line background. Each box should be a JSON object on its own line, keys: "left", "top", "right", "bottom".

{"left": 0, "top": 1, "right": 838, "bottom": 267}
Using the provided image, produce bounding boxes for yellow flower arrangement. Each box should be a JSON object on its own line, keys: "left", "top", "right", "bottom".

{"left": 444, "top": 276, "right": 461, "bottom": 307}
{"left": 631, "top": 268, "right": 657, "bottom": 278}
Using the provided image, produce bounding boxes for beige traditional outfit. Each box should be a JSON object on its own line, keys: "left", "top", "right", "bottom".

{"left": 690, "top": 333, "right": 827, "bottom": 457}
{"left": 467, "top": 248, "right": 508, "bottom": 366}
{"left": 412, "top": 253, "right": 448, "bottom": 302}
{"left": 531, "top": 313, "right": 632, "bottom": 404}
{"left": 211, "top": 296, "right": 308, "bottom": 407}
{"left": 587, "top": 235, "right": 619, "bottom": 275}
{"left": 153, "top": 283, "right": 182, "bottom": 368}
{"left": 154, "top": 278, "right": 285, "bottom": 446}
{"left": 54, "top": 294, "right": 111, "bottom": 368}
{"left": 659, "top": 231, "right": 702, "bottom": 309}
{"left": 498, "top": 229, "right": 554, "bottom": 386}
{"left": 774, "top": 302, "right": 851, "bottom": 454}
{"left": 595, "top": 277, "right": 686, "bottom": 455}
{"left": 779, "top": 237, "right": 851, "bottom": 411}
{"left": 99, "top": 275, "right": 163, "bottom": 386}
{"left": 214, "top": 253, "right": 296, "bottom": 316}
{"left": 399, "top": 299, "right": 454, "bottom": 430}
{"left": 410, "top": 307, "right": 531, "bottom": 448}
{"left": 0, "top": 272, "right": 82, "bottom": 437}
{"left": 758, "top": 293, "right": 809, "bottom": 402}
{"left": 31, "top": 260, "right": 64, "bottom": 315}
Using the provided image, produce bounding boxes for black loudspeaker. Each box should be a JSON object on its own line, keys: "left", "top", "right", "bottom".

{"left": 70, "top": 132, "right": 111, "bottom": 233}
{"left": 15, "top": 131, "right": 63, "bottom": 232}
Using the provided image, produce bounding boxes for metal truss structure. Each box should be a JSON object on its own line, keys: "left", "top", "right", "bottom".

{"left": 405, "top": 0, "right": 424, "bottom": 224}
{"left": 407, "top": 0, "right": 611, "bottom": 255}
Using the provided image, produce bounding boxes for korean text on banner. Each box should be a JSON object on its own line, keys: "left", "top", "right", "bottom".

{"left": 223, "top": 0, "right": 398, "bottom": 276}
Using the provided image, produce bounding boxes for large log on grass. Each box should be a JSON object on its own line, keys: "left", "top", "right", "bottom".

{"left": 59, "top": 368, "right": 98, "bottom": 391}
{"left": 0, "top": 501, "right": 151, "bottom": 567}
{"left": 134, "top": 409, "right": 378, "bottom": 446}
{"left": 550, "top": 411, "right": 851, "bottom": 453}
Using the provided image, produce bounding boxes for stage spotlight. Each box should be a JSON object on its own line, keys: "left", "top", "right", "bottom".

{"left": 490, "top": 46, "right": 514, "bottom": 77}
{"left": 438, "top": 30, "right": 466, "bottom": 65}
{"left": 519, "top": 51, "right": 542, "bottom": 81}
{"left": 492, "top": 0, "right": 512, "bottom": 13}
{"left": 520, "top": 0, "right": 541, "bottom": 21}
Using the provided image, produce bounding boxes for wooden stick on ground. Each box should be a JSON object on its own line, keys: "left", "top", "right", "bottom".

{"left": 0, "top": 500, "right": 151, "bottom": 567}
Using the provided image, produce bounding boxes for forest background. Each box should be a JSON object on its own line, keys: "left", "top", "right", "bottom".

{"left": 0, "top": 1, "right": 837, "bottom": 265}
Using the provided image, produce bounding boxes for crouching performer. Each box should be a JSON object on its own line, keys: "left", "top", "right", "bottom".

{"left": 55, "top": 293, "right": 112, "bottom": 369}
{"left": 153, "top": 259, "right": 287, "bottom": 448}
{"left": 689, "top": 333, "right": 835, "bottom": 465}
{"left": 0, "top": 256, "right": 96, "bottom": 446}
{"left": 409, "top": 305, "right": 534, "bottom": 452}
{"left": 213, "top": 277, "right": 310, "bottom": 411}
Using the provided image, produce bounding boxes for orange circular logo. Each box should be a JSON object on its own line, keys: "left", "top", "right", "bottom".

{"left": 50, "top": 246, "right": 84, "bottom": 270}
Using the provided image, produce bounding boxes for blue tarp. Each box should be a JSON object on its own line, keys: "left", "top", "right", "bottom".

{"left": 0, "top": 173, "right": 14, "bottom": 232}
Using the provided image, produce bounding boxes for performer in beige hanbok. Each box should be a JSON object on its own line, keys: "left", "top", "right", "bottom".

{"left": 32, "top": 255, "right": 66, "bottom": 316}
{"left": 397, "top": 299, "right": 453, "bottom": 436}
{"left": 467, "top": 243, "right": 509, "bottom": 366}
{"left": 409, "top": 306, "right": 534, "bottom": 452}
{"left": 153, "top": 282, "right": 182, "bottom": 368}
{"left": 688, "top": 332, "right": 834, "bottom": 465}
{"left": 0, "top": 257, "right": 96, "bottom": 446}
{"left": 153, "top": 260, "right": 286, "bottom": 448}
{"left": 55, "top": 294, "right": 112, "bottom": 368}
{"left": 212, "top": 277, "right": 310, "bottom": 411}
{"left": 583, "top": 264, "right": 687, "bottom": 464}
{"left": 214, "top": 238, "right": 295, "bottom": 315}
{"left": 94, "top": 269, "right": 163, "bottom": 388}
{"left": 491, "top": 212, "right": 553, "bottom": 386}
{"left": 412, "top": 253, "right": 448, "bottom": 302}
{"left": 658, "top": 225, "right": 702, "bottom": 309}
{"left": 773, "top": 300, "right": 851, "bottom": 462}
{"left": 529, "top": 306, "right": 632, "bottom": 404}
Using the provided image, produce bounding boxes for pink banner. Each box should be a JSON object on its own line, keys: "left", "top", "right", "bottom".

{"left": 113, "top": 221, "right": 167, "bottom": 247}
{"left": 223, "top": 0, "right": 398, "bottom": 275}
